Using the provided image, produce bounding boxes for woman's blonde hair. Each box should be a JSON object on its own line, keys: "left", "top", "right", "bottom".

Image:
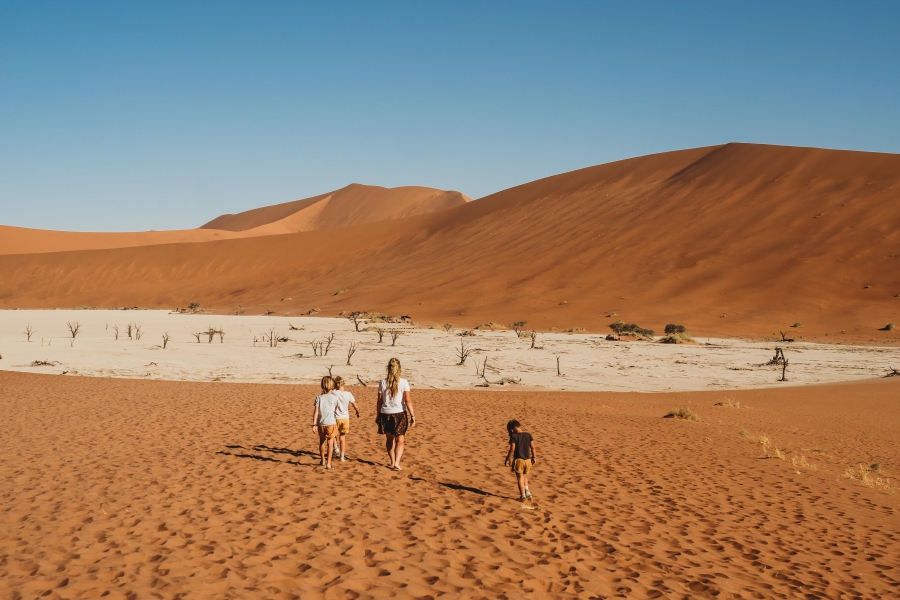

{"left": 320, "top": 375, "right": 335, "bottom": 393}
{"left": 385, "top": 358, "right": 401, "bottom": 397}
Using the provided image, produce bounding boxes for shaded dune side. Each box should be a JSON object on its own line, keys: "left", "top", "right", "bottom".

{"left": 0, "top": 184, "right": 471, "bottom": 255}
{"left": 1, "top": 143, "right": 899, "bottom": 340}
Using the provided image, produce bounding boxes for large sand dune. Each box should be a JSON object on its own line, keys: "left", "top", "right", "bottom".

{"left": 1, "top": 371, "right": 897, "bottom": 598}
{"left": 0, "top": 184, "right": 469, "bottom": 255}
{"left": 1, "top": 143, "right": 899, "bottom": 341}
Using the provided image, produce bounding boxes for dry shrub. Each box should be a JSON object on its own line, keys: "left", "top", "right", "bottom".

{"left": 715, "top": 397, "right": 741, "bottom": 408}
{"left": 759, "top": 435, "right": 770, "bottom": 446}
{"left": 659, "top": 333, "right": 696, "bottom": 344}
{"left": 844, "top": 464, "right": 896, "bottom": 494}
{"left": 738, "top": 429, "right": 749, "bottom": 436}
{"left": 664, "top": 407, "right": 700, "bottom": 422}
{"left": 790, "top": 454, "right": 817, "bottom": 471}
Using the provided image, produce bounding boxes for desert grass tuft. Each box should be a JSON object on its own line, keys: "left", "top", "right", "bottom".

{"left": 715, "top": 397, "right": 741, "bottom": 408}
{"left": 844, "top": 464, "right": 896, "bottom": 494}
{"left": 738, "top": 429, "right": 748, "bottom": 436}
{"left": 664, "top": 407, "right": 700, "bottom": 422}
{"left": 790, "top": 454, "right": 817, "bottom": 471}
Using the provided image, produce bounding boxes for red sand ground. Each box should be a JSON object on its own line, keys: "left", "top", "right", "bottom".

{"left": 0, "top": 371, "right": 897, "bottom": 599}
{"left": 1, "top": 143, "right": 899, "bottom": 342}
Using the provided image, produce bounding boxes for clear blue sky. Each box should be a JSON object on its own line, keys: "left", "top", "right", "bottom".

{"left": 1, "top": 2, "right": 898, "bottom": 232}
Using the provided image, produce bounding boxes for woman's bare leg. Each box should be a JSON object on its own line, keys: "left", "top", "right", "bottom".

{"left": 393, "top": 435, "right": 405, "bottom": 469}
{"left": 385, "top": 434, "right": 396, "bottom": 466}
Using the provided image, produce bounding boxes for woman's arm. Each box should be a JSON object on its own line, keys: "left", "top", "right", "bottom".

{"left": 403, "top": 391, "right": 416, "bottom": 427}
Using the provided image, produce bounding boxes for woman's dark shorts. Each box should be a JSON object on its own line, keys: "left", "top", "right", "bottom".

{"left": 379, "top": 412, "right": 408, "bottom": 436}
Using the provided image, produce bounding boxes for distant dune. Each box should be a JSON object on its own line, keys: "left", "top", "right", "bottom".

{"left": 200, "top": 184, "right": 471, "bottom": 232}
{"left": 0, "top": 184, "right": 470, "bottom": 255}
{"left": 1, "top": 143, "right": 899, "bottom": 341}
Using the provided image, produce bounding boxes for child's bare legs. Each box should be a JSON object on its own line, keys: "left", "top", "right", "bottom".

{"left": 516, "top": 472, "right": 528, "bottom": 498}
{"left": 319, "top": 434, "right": 333, "bottom": 467}
{"left": 338, "top": 434, "right": 347, "bottom": 458}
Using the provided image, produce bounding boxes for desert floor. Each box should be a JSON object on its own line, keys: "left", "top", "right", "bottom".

{"left": 1, "top": 371, "right": 898, "bottom": 599}
{"left": 2, "top": 311, "right": 900, "bottom": 393}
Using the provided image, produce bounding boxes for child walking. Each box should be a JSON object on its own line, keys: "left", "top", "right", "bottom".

{"left": 331, "top": 376, "right": 360, "bottom": 461}
{"left": 310, "top": 376, "right": 339, "bottom": 470}
{"left": 504, "top": 419, "right": 536, "bottom": 501}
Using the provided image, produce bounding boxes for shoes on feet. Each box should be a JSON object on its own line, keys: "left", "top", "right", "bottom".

{"left": 525, "top": 491, "right": 533, "bottom": 499}
{"left": 340, "top": 456, "right": 346, "bottom": 462}
{"left": 519, "top": 495, "right": 527, "bottom": 502}
{"left": 326, "top": 465, "right": 334, "bottom": 471}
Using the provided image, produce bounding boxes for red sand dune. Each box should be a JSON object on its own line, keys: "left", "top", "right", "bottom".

{"left": 1, "top": 371, "right": 898, "bottom": 598}
{"left": 0, "top": 184, "right": 470, "bottom": 255}
{"left": 1, "top": 143, "right": 899, "bottom": 341}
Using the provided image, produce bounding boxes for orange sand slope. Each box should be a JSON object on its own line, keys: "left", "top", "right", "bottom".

{"left": 1, "top": 143, "right": 899, "bottom": 340}
{"left": 1, "top": 371, "right": 897, "bottom": 599}
{"left": 0, "top": 184, "right": 470, "bottom": 255}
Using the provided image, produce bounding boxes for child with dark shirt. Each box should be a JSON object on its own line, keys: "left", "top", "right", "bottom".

{"left": 504, "top": 419, "right": 536, "bottom": 501}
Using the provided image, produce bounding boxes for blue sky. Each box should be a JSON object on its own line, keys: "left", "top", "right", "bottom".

{"left": 1, "top": 2, "right": 898, "bottom": 231}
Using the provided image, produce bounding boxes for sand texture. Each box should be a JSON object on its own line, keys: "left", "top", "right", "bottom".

{"left": 1, "top": 371, "right": 898, "bottom": 599}
{"left": 3, "top": 311, "right": 900, "bottom": 392}
{"left": 1, "top": 144, "right": 899, "bottom": 341}
{"left": 0, "top": 184, "right": 469, "bottom": 255}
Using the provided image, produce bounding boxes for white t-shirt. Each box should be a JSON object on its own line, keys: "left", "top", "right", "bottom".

{"left": 333, "top": 389, "right": 356, "bottom": 419}
{"left": 314, "top": 393, "right": 339, "bottom": 426}
{"left": 378, "top": 378, "right": 410, "bottom": 414}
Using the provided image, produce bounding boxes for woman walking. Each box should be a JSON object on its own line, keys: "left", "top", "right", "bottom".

{"left": 376, "top": 357, "right": 416, "bottom": 471}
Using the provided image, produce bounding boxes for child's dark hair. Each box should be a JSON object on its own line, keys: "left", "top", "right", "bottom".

{"left": 506, "top": 419, "right": 521, "bottom": 434}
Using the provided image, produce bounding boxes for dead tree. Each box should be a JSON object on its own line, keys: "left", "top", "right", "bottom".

{"left": 263, "top": 328, "right": 280, "bottom": 348}
{"left": 475, "top": 356, "right": 489, "bottom": 381}
{"left": 126, "top": 323, "right": 134, "bottom": 339}
{"left": 529, "top": 330, "right": 539, "bottom": 349}
{"left": 206, "top": 327, "right": 216, "bottom": 343}
{"left": 217, "top": 328, "right": 225, "bottom": 343}
{"left": 376, "top": 328, "right": 385, "bottom": 343}
{"left": 556, "top": 356, "right": 561, "bottom": 376}
{"left": 326, "top": 365, "right": 334, "bottom": 377}
{"left": 779, "top": 331, "right": 795, "bottom": 343}
{"left": 765, "top": 347, "right": 787, "bottom": 366}
{"left": 192, "top": 332, "right": 202, "bottom": 343}
{"left": 356, "top": 374, "right": 368, "bottom": 386}
{"left": 134, "top": 324, "right": 143, "bottom": 341}
{"left": 779, "top": 357, "right": 789, "bottom": 382}
{"left": 886, "top": 367, "right": 900, "bottom": 378}
{"left": 512, "top": 321, "right": 528, "bottom": 337}
{"left": 347, "top": 342, "right": 359, "bottom": 366}
{"left": 66, "top": 322, "right": 81, "bottom": 346}
{"left": 348, "top": 311, "right": 366, "bottom": 332}
{"left": 443, "top": 323, "right": 453, "bottom": 333}
{"left": 161, "top": 332, "right": 171, "bottom": 349}
{"left": 23, "top": 325, "right": 34, "bottom": 342}
{"left": 113, "top": 325, "right": 119, "bottom": 340}
{"left": 456, "top": 339, "right": 472, "bottom": 365}
{"left": 390, "top": 330, "right": 401, "bottom": 347}
{"left": 310, "top": 340, "right": 320, "bottom": 356}
{"left": 324, "top": 333, "right": 335, "bottom": 356}
{"left": 288, "top": 322, "right": 303, "bottom": 331}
